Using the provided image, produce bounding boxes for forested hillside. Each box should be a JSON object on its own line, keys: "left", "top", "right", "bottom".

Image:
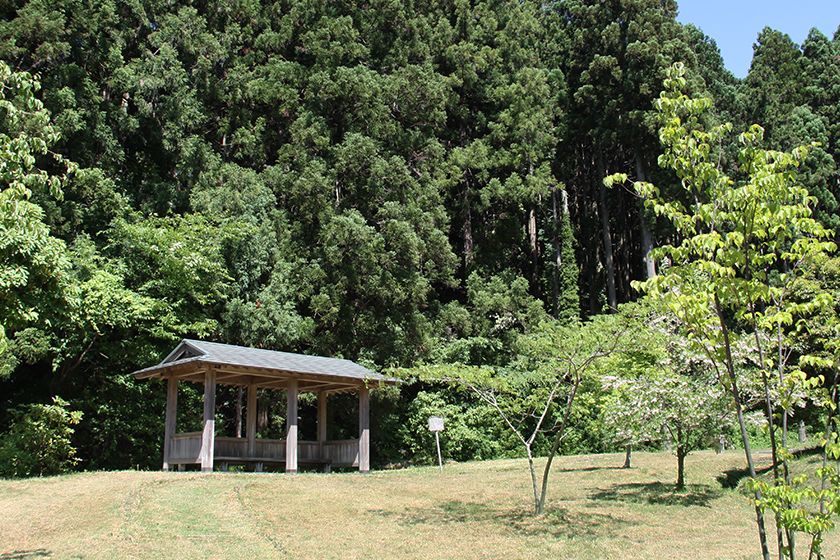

{"left": 1, "top": 0, "right": 838, "bottom": 470}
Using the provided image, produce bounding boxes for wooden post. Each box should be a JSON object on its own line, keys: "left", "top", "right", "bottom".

{"left": 246, "top": 383, "right": 257, "bottom": 457}
{"left": 200, "top": 369, "right": 216, "bottom": 472}
{"left": 359, "top": 385, "right": 370, "bottom": 473}
{"left": 318, "top": 391, "right": 328, "bottom": 471}
{"left": 286, "top": 379, "right": 298, "bottom": 473}
{"left": 162, "top": 376, "right": 178, "bottom": 471}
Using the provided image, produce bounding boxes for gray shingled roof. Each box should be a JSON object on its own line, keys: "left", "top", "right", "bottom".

{"left": 133, "top": 339, "right": 394, "bottom": 383}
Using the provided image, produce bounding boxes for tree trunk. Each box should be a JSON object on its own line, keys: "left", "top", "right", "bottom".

{"left": 528, "top": 205, "right": 539, "bottom": 292}
{"left": 526, "top": 445, "right": 540, "bottom": 515}
{"left": 623, "top": 445, "right": 632, "bottom": 468}
{"left": 235, "top": 386, "right": 243, "bottom": 438}
{"left": 756, "top": 340, "right": 786, "bottom": 559}
{"left": 462, "top": 182, "right": 473, "bottom": 273}
{"left": 596, "top": 153, "right": 617, "bottom": 310}
{"left": 587, "top": 216, "right": 601, "bottom": 314}
{"left": 258, "top": 394, "right": 270, "bottom": 432}
{"left": 537, "top": 379, "right": 582, "bottom": 514}
{"left": 634, "top": 152, "right": 656, "bottom": 280}
{"left": 676, "top": 447, "right": 686, "bottom": 489}
{"left": 778, "top": 321, "right": 796, "bottom": 559}
{"left": 715, "top": 295, "right": 771, "bottom": 560}
{"left": 551, "top": 188, "right": 561, "bottom": 318}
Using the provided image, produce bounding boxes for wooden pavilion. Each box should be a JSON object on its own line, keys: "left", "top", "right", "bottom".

{"left": 133, "top": 339, "right": 397, "bottom": 473}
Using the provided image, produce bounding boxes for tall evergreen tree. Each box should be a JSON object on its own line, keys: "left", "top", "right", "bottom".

{"left": 558, "top": 0, "right": 701, "bottom": 309}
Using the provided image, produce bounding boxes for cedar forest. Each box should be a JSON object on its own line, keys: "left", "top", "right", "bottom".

{"left": 3, "top": 1, "right": 840, "bottom": 552}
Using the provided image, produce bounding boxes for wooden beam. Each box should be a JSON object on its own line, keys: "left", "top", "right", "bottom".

{"left": 200, "top": 369, "right": 216, "bottom": 472}
{"left": 359, "top": 386, "right": 370, "bottom": 473}
{"left": 250, "top": 376, "right": 355, "bottom": 390}
{"left": 246, "top": 383, "right": 257, "bottom": 457}
{"left": 299, "top": 379, "right": 343, "bottom": 389}
{"left": 326, "top": 386, "right": 363, "bottom": 396}
{"left": 168, "top": 370, "right": 210, "bottom": 384}
{"left": 286, "top": 379, "right": 298, "bottom": 473}
{"left": 171, "top": 374, "right": 358, "bottom": 395}
{"left": 208, "top": 362, "right": 380, "bottom": 387}
{"left": 162, "top": 377, "right": 178, "bottom": 471}
{"left": 214, "top": 372, "right": 249, "bottom": 384}
{"left": 249, "top": 377, "right": 356, "bottom": 392}
{"left": 137, "top": 360, "right": 395, "bottom": 390}
{"left": 316, "top": 385, "right": 356, "bottom": 394}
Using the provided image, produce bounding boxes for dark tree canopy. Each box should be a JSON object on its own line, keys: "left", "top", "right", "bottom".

{"left": 0, "top": 0, "right": 837, "bottom": 470}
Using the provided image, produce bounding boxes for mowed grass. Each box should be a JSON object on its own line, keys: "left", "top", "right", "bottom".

{"left": 2, "top": 450, "right": 838, "bottom": 560}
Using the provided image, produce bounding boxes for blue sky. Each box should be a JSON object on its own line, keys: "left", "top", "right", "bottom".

{"left": 676, "top": 0, "right": 840, "bottom": 78}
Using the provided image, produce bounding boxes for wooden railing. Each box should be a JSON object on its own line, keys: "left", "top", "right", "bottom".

{"left": 323, "top": 439, "right": 360, "bottom": 467}
{"left": 300, "top": 441, "right": 321, "bottom": 462}
{"left": 215, "top": 436, "right": 247, "bottom": 458}
{"left": 170, "top": 431, "right": 202, "bottom": 463}
{"left": 165, "top": 434, "right": 360, "bottom": 466}
{"left": 254, "top": 438, "right": 284, "bottom": 460}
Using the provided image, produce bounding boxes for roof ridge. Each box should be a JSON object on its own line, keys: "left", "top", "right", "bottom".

{"left": 184, "top": 339, "right": 359, "bottom": 363}
{"left": 133, "top": 339, "right": 398, "bottom": 384}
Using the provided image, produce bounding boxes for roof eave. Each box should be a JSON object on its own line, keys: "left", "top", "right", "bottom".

{"left": 132, "top": 357, "right": 209, "bottom": 379}
{"left": 133, "top": 359, "right": 398, "bottom": 386}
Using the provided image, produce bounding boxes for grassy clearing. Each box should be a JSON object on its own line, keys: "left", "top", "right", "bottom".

{"left": 1, "top": 450, "right": 838, "bottom": 560}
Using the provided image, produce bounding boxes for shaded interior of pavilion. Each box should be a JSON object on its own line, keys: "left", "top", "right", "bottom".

{"left": 133, "top": 339, "right": 397, "bottom": 473}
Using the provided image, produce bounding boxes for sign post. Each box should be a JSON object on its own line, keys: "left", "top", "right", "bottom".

{"left": 428, "top": 416, "right": 444, "bottom": 471}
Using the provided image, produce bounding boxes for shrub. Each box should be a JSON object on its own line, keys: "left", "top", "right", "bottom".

{"left": 399, "top": 390, "right": 503, "bottom": 464}
{"left": 0, "top": 397, "right": 83, "bottom": 477}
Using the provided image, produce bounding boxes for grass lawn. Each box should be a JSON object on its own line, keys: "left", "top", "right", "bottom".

{"left": 1, "top": 449, "right": 838, "bottom": 559}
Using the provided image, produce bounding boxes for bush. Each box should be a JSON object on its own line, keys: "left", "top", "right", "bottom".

{"left": 0, "top": 397, "right": 83, "bottom": 477}
{"left": 398, "top": 390, "right": 503, "bottom": 464}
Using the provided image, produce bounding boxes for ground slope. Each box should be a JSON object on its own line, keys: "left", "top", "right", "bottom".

{"left": 1, "top": 450, "right": 837, "bottom": 560}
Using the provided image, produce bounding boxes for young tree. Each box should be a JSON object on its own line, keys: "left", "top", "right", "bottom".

{"left": 405, "top": 305, "right": 641, "bottom": 515}
{"left": 602, "top": 373, "right": 655, "bottom": 469}
{"left": 608, "top": 63, "right": 836, "bottom": 560}
{"left": 604, "top": 331, "right": 733, "bottom": 489}
{"left": 598, "top": 304, "right": 667, "bottom": 468}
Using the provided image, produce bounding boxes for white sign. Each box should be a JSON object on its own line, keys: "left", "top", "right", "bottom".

{"left": 428, "top": 416, "right": 445, "bottom": 471}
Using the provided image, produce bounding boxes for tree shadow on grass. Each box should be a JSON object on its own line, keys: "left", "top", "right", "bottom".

{"left": 717, "top": 447, "right": 822, "bottom": 489}
{"left": 552, "top": 466, "right": 627, "bottom": 473}
{"left": 0, "top": 550, "right": 51, "bottom": 559}
{"left": 590, "top": 482, "right": 722, "bottom": 507}
{"left": 717, "top": 463, "right": 774, "bottom": 489}
{"left": 369, "top": 500, "right": 634, "bottom": 540}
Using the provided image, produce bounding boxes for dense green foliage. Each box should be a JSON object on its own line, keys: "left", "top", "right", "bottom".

{"left": 0, "top": 0, "right": 838, "bottom": 485}
{"left": 614, "top": 62, "right": 839, "bottom": 559}
{"left": 0, "top": 397, "right": 81, "bottom": 477}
